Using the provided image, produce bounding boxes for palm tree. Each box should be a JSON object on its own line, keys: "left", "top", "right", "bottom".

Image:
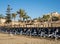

{"left": 17, "top": 9, "right": 25, "bottom": 21}
{"left": 23, "top": 13, "right": 27, "bottom": 21}
{"left": 24, "top": 14, "right": 31, "bottom": 24}
{"left": 37, "top": 17, "right": 42, "bottom": 22}
{"left": 42, "top": 15, "right": 50, "bottom": 22}
{"left": 12, "top": 13, "right": 17, "bottom": 35}
{"left": 12, "top": 13, "right": 17, "bottom": 27}
{"left": 12, "top": 13, "right": 17, "bottom": 22}
{"left": 23, "top": 15, "right": 30, "bottom": 21}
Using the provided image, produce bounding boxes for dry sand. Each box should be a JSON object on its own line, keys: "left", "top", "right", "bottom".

{"left": 0, "top": 33, "right": 60, "bottom": 44}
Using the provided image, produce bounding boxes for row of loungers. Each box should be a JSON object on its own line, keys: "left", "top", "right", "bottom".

{"left": 0, "top": 27, "right": 60, "bottom": 39}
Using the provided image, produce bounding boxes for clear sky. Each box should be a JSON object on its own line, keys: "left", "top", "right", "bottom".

{"left": 0, "top": 0, "right": 60, "bottom": 19}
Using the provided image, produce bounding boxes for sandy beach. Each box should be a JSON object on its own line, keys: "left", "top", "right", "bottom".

{"left": 0, "top": 33, "right": 60, "bottom": 44}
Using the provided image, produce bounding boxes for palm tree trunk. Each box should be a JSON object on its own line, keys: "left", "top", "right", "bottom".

{"left": 14, "top": 18, "right": 15, "bottom": 27}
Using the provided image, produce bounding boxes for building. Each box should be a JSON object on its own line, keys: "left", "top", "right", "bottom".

{"left": 0, "top": 18, "right": 6, "bottom": 24}
{"left": 51, "top": 12, "right": 60, "bottom": 17}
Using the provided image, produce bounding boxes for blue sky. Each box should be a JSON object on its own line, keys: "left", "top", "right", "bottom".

{"left": 0, "top": 0, "right": 60, "bottom": 19}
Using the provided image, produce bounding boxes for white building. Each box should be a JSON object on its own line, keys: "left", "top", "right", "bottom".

{"left": 0, "top": 18, "right": 6, "bottom": 24}
{"left": 52, "top": 12, "right": 60, "bottom": 17}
